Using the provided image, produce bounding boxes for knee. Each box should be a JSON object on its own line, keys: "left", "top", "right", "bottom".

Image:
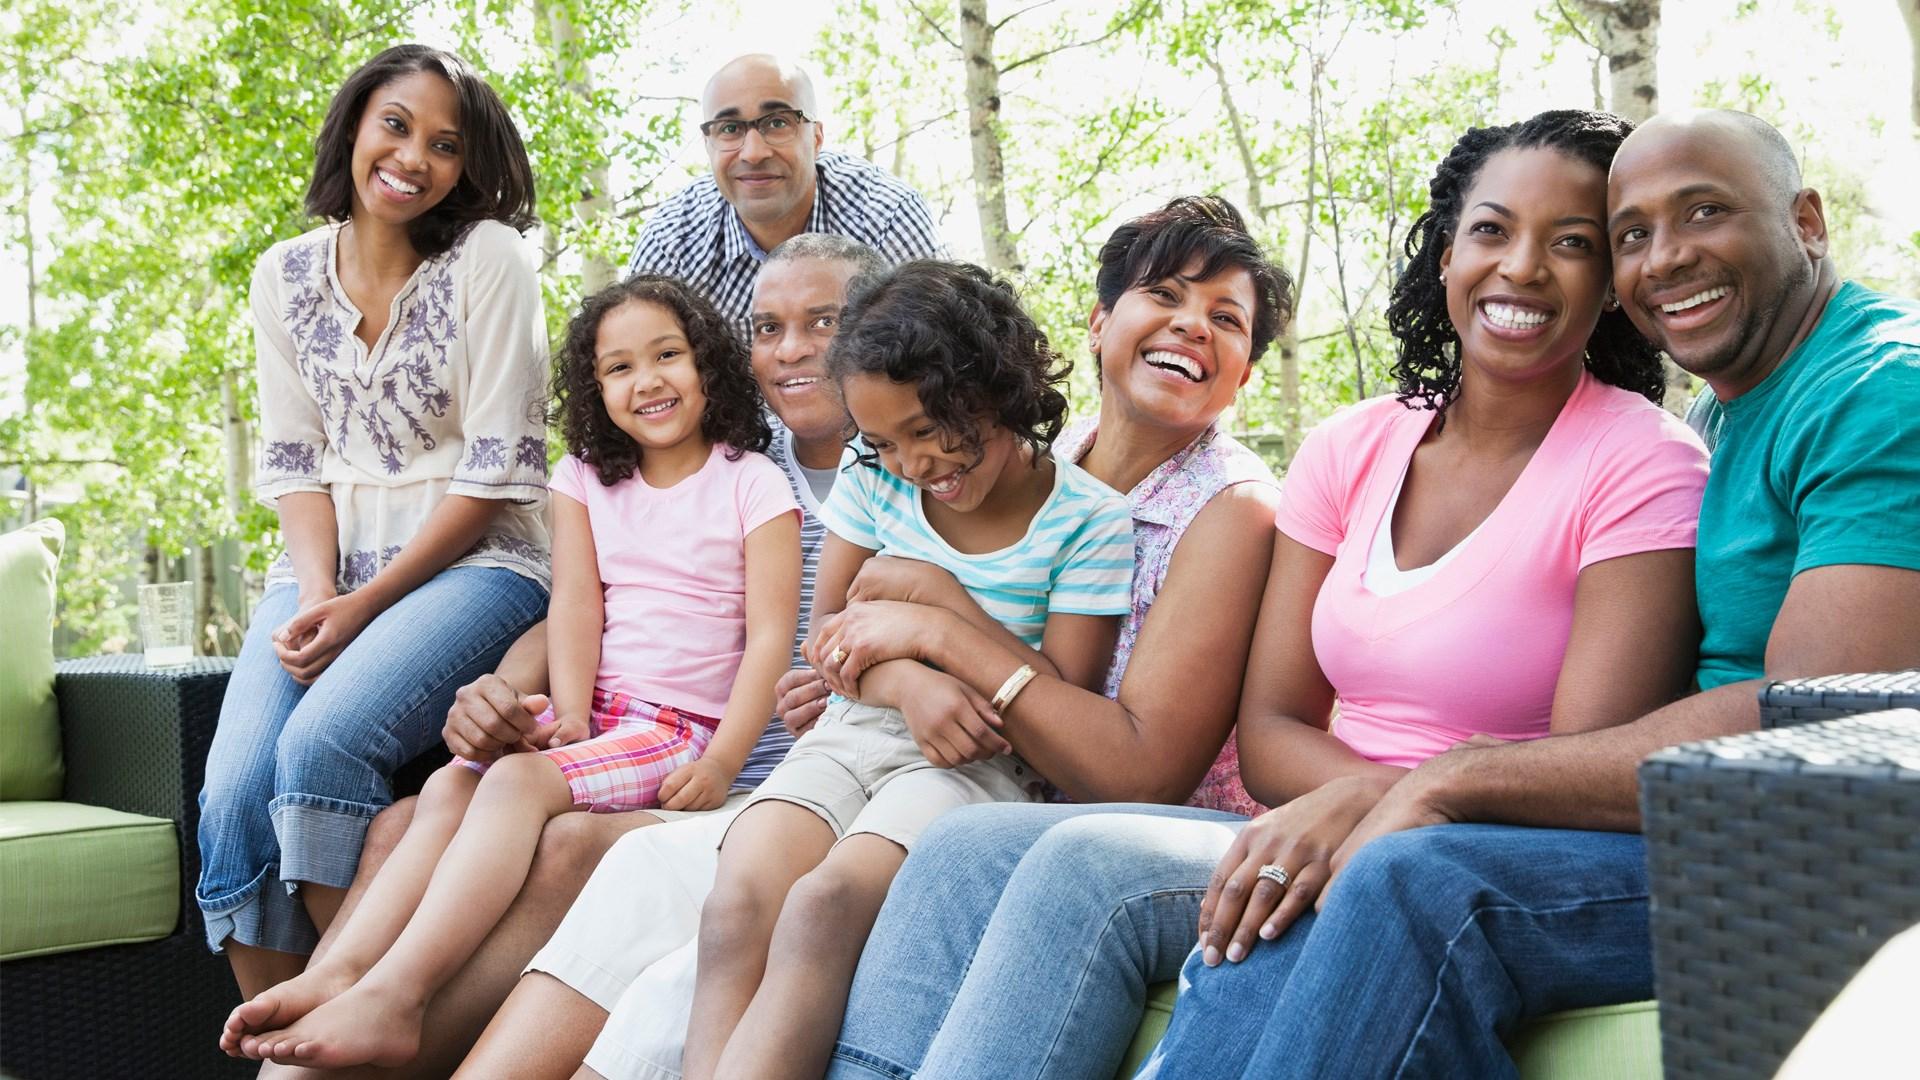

{"left": 699, "top": 876, "right": 784, "bottom": 960}
{"left": 777, "top": 865, "right": 878, "bottom": 953}
{"left": 524, "top": 812, "right": 622, "bottom": 895}
{"left": 358, "top": 798, "right": 418, "bottom": 867}
{"left": 273, "top": 705, "right": 378, "bottom": 792}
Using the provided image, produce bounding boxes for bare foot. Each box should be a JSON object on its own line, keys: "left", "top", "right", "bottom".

{"left": 254, "top": 981, "right": 426, "bottom": 1070}
{"left": 222, "top": 963, "right": 359, "bottom": 1058}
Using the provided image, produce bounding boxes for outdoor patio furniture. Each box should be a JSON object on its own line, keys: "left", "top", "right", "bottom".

{"left": 0, "top": 654, "right": 255, "bottom": 1080}
{"left": 1640, "top": 704, "right": 1920, "bottom": 1080}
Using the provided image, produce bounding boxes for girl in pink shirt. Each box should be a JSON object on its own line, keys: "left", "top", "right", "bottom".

{"left": 226, "top": 276, "right": 801, "bottom": 1070}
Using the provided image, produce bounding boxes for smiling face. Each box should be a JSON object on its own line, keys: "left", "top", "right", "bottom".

{"left": 702, "top": 56, "right": 823, "bottom": 242}
{"left": 348, "top": 71, "right": 465, "bottom": 226}
{"left": 749, "top": 256, "right": 854, "bottom": 444}
{"left": 594, "top": 300, "right": 709, "bottom": 457}
{"left": 1607, "top": 119, "right": 1825, "bottom": 396}
{"left": 1440, "top": 146, "right": 1611, "bottom": 387}
{"left": 1090, "top": 260, "right": 1257, "bottom": 433}
{"left": 841, "top": 373, "right": 1019, "bottom": 515}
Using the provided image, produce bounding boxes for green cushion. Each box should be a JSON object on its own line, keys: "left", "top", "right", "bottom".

{"left": 1117, "top": 983, "right": 1659, "bottom": 1079}
{"left": 0, "top": 800, "right": 179, "bottom": 960}
{"left": 1509, "top": 1000, "right": 1662, "bottom": 1079}
{"left": 0, "top": 519, "right": 64, "bottom": 802}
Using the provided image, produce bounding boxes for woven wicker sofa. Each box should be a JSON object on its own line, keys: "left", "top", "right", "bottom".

{"left": 1108, "top": 671, "right": 1920, "bottom": 1080}
{"left": 0, "top": 655, "right": 254, "bottom": 1080}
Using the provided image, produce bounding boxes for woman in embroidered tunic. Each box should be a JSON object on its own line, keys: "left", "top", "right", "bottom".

{"left": 196, "top": 44, "right": 551, "bottom": 999}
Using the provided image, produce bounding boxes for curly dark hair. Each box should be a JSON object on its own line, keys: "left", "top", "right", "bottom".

{"left": 1385, "top": 109, "right": 1665, "bottom": 425}
{"left": 1094, "top": 195, "right": 1294, "bottom": 364}
{"left": 828, "top": 261, "right": 1070, "bottom": 471}
{"left": 306, "top": 45, "right": 536, "bottom": 258}
{"left": 553, "top": 275, "right": 771, "bottom": 486}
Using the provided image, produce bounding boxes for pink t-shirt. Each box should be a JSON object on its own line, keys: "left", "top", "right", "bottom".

{"left": 1276, "top": 372, "right": 1708, "bottom": 767}
{"left": 550, "top": 445, "right": 800, "bottom": 719}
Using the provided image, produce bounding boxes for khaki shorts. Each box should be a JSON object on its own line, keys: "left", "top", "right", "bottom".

{"left": 739, "top": 699, "right": 1042, "bottom": 852}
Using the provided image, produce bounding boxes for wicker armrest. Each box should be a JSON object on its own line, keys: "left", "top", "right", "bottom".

{"left": 1760, "top": 669, "right": 1920, "bottom": 728}
{"left": 54, "top": 654, "right": 234, "bottom": 829}
{"left": 1638, "top": 709, "right": 1920, "bottom": 1079}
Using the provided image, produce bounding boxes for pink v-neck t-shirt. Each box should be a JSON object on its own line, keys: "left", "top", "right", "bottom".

{"left": 1275, "top": 372, "right": 1709, "bottom": 768}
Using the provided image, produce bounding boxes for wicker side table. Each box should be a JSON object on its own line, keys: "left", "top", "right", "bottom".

{"left": 1760, "top": 669, "right": 1920, "bottom": 729}
{"left": 1639, "top": 709, "right": 1920, "bottom": 1080}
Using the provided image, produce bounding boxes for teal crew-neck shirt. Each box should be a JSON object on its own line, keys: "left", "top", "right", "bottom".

{"left": 1689, "top": 281, "right": 1920, "bottom": 690}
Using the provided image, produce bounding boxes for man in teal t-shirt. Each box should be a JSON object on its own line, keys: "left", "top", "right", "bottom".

{"left": 1687, "top": 279, "right": 1920, "bottom": 689}
{"left": 1292, "top": 111, "right": 1920, "bottom": 1073}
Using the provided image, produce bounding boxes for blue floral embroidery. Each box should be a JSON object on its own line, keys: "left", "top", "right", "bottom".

{"left": 515, "top": 436, "right": 547, "bottom": 472}
{"left": 465, "top": 436, "right": 508, "bottom": 471}
{"left": 264, "top": 440, "right": 318, "bottom": 476}
{"left": 273, "top": 230, "right": 473, "bottom": 476}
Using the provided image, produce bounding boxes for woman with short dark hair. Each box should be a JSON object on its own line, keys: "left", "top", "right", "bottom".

{"left": 198, "top": 44, "right": 550, "bottom": 1008}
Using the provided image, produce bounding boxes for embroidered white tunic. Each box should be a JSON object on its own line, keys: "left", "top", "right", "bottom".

{"left": 251, "top": 219, "right": 552, "bottom": 592}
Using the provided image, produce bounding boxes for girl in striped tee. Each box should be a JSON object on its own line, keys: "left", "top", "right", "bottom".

{"left": 683, "top": 261, "right": 1135, "bottom": 1080}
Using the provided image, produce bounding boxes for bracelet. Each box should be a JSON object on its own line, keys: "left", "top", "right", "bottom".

{"left": 990, "top": 664, "right": 1038, "bottom": 713}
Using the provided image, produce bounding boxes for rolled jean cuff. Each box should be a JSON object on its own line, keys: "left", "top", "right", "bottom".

{"left": 826, "top": 1045, "right": 916, "bottom": 1080}
{"left": 271, "top": 793, "right": 381, "bottom": 890}
{"left": 200, "top": 866, "right": 319, "bottom": 955}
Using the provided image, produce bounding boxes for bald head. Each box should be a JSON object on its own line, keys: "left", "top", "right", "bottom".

{"left": 1619, "top": 109, "right": 1802, "bottom": 205}
{"left": 702, "top": 54, "right": 818, "bottom": 119}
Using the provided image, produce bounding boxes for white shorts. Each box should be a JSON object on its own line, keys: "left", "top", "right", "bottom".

{"left": 527, "top": 793, "right": 747, "bottom": 1080}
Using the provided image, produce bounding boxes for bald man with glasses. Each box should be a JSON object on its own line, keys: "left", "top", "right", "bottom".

{"left": 627, "top": 54, "right": 945, "bottom": 330}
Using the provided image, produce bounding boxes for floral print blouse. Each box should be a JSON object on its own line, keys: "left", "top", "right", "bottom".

{"left": 251, "top": 219, "right": 551, "bottom": 593}
{"left": 1055, "top": 418, "right": 1279, "bottom": 818}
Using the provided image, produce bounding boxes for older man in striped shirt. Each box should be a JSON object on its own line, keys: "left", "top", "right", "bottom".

{"left": 628, "top": 53, "right": 946, "bottom": 332}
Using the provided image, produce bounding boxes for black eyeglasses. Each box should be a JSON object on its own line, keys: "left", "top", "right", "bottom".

{"left": 698, "top": 109, "right": 813, "bottom": 149}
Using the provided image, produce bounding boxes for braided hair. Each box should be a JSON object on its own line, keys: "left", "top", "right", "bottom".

{"left": 1385, "top": 109, "right": 1665, "bottom": 423}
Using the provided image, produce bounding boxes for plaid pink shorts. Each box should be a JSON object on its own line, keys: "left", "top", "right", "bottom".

{"left": 462, "top": 689, "right": 717, "bottom": 812}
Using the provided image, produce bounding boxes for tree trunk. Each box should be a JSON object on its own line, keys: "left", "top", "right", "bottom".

{"left": 220, "top": 365, "right": 251, "bottom": 519}
{"left": 196, "top": 543, "right": 216, "bottom": 656}
{"left": 1576, "top": 0, "right": 1659, "bottom": 123}
{"left": 1901, "top": 0, "right": 1920, "bottom": 128}
{"left": 537, "top": 0, "right": 616, "bottom": 292}
{"left": 960, "top": 0, "right": 1019, "bottom": 269}
{"left": 1207, "top": 47, "right": 1301, "bottom": 452}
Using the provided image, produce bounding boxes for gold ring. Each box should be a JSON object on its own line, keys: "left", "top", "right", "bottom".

{"left": 830, "top": 647, "right": 848, "bottom": 665}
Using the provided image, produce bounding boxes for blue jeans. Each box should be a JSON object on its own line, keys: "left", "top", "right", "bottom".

{"left": 828, "top": 802, "right": 1246, "bottom": 1080}
{"left": 195, "top": 566, "right": 545, "bottom": 954}
{"left": 1139, "top": 824, "right": 1653, "bottom": 1080}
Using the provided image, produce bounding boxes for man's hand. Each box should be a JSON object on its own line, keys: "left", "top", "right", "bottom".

{"left": 273, "top": 591, "right": 375, "bottom": 684}
{"left": 897, "top": 668, "right": 1010, "bottom": 769}
{"left": 1322, "top": 758, "right": 1465, "bottom": 907}
{"left": 658, "top": 756, "right": 735, "bottom": 812}
{"left": 775, "top": 666, "right": 831, "bottom": 738}
{"left": 443, "top": 675, "right": 546, "bottom": 761}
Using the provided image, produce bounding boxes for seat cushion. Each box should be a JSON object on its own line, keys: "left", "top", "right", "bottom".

{"left": 0, "top": 800, "right": 179, "bottom": 960}
{"left": 1116, "top": 983, "right": 1659, "bottom": 1079}
{"left": 0, "top": 519, "right": 64, "bottom": 801}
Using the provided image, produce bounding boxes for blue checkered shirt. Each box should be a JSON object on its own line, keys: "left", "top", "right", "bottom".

{"left": 625, "top": 150, "right": 946, "bottom": 333}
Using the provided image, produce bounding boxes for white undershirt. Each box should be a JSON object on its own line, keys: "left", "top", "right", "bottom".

{"left": 1363, "top": 469, "right": 1483, "bottom": 597}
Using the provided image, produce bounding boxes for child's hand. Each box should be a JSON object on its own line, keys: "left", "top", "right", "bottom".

{"left": 543, "top": 711, "right": 591, "bottom": 749}
{"left": 846, "top": 556, "right": 962, "bottom": 607}
{"left": 658, "top": 756, "right": 734, "bottom": 812}
{"left": 898, "top": 669, "right": 1010, "bottom": 769}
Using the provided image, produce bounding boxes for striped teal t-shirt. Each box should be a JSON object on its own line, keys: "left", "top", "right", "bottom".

{"left": 820, "top": 456, "right": 1135, "bottom": 647}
